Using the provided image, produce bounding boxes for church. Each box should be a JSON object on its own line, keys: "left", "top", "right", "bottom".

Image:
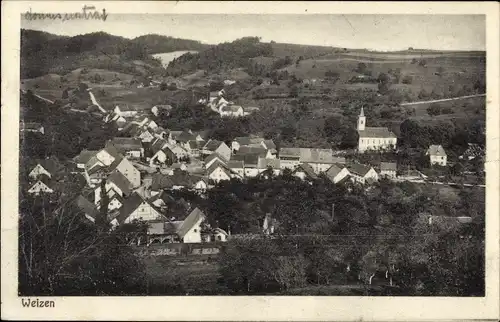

{"left": 357, "top": 107, "right": 397, "bottom": 152}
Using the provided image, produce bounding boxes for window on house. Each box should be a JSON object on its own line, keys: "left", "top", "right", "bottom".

{"left": 217, "top": 236, "right": 222, "bottom": 241}
{"left": 194, "top": 229, "right": 197, "bottom": 232}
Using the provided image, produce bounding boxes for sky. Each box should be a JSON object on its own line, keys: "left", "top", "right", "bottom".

{"left": 22, "top": 14, "right": 486, "bottom": 51}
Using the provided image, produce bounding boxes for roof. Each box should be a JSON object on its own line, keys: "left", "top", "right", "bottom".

{"left": 236, "top": 146, "right": 268, "bottom": 156}
{"left": 107, "top": 170, "right": 133, "bottom": 195}
{"left": 188, "top": 140, "right": 205, "bottom": 149}
{"left": 22, "top": 122, "right": 44, "bottom": 130}
{"left": 151, "top": 138, "right": 168, "bottom": 154}
{"left": 74, "top": 195, "right": 99, "bottom": 219}
{"left": 207, "top": 160, "right": 234, "bottom": 177}
{"left": 116, "top": 105, "right": 136, "bottom": 112}
{"left": 204, "top": 139, "right": 224, "bottom": 151}
{"left": 232, "top": 153, "right": 259, "bottom": 167}
{"left": 380, "top": 162, "right": 397, "bottom": 171}
{"left": 325, "top": 163, "right": 345, "bottom": 180}
{"left": 102, "top": 143, "right": 123, "bottom": 161}
{"left": 227, "top": 160, "right": 244, "bottom": 169}
{"left": 299, "top": 148, "right": 336, "bottom": 164}
{"left": 151, "top": 173, "right": 175, "bottom": 191}
{"left": 263, "top": 140, "right": 276, "bottom": 150}
{"left": 176, "top": 131, "right": 196, "bottom": 143}
{"left": 234, "top": 136, "right": 265, "bottom": 146}
{"left": 177, "top": 208, "right": 205, "bottom": 238}
{"left": 108, "top": 137, "right": 143, "bottom": 151}
{"left": 34, "top": 157, "right": 61, "bottom": 174}
{"left": 347, "top": 163, "right": 374, "bottom": 177}
{"left": 358, "top": 127, "right": 397, "bottom": 139}
{"left": 204, "top": 152, "right": 228, "bottom": 165}
{"left": 427, "top": 145, "right": 447, "bottom": 157}
{"left": 279, "top": 147, "right": 301, "bottom": 158}
{"left": 257, "top": 158, "right": 280, "bottom": 169}
{"left": 73, "top": 150, "right": 98, "bottom": 164}
{"left": 294, "top": 163, "right": 318, "bottom": 179}
{"left": 163, "top": 221, "right": 184, "bottom": 235}
{"left": 116, "top": 193, "right": 147, "bottom": 224}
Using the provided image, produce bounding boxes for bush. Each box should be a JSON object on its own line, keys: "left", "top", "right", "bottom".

{"left": 402, "top": 75, "right": 413, "bottom": 84}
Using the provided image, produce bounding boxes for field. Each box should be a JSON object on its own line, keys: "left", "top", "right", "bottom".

{"left": 143, "top": 254, "right": 227, "bottom": 295}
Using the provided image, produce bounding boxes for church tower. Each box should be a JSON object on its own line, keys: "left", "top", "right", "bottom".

{"left": 357, "top": 106, "right": 366, "bottom": 131}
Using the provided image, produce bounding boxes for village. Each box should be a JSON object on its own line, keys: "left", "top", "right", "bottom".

{"left": 21, "top": 84, "right": 485, "bottom": 249}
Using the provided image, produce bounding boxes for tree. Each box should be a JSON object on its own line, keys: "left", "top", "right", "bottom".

{"left": 378, "top": 82, "right": 390, "bottom": 95}
{"left": 167, "top": 82, "right": 178, "bottom": 91}
{"left": 402, "top": 75, "right": 413, "bottom": 84}
{"left": 418, "top": 59, "right": 427, "bottom": 67}
{"left": 377, "top": 73, "right": 390, "bottom": 84}
{"left": 289, "top": 85, "right": 299, "bottom": 98}
{"left": 427, "top": 103, "right": 442, "bottom": 116}
{"left": 160, "top": 82, "right": 168, "bottom": 91}
{"left": 62, "top": 89, "right": 69, "bottom": 99}
{"left": 340, "top": 128, "right": 359, "bottom": 149}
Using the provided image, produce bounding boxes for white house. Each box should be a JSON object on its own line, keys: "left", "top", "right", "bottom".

{"left": 204, "top": 153, "right": 228, "bottom": 169}
{"left": 176, "top": 208, "right": 206, "bottom": 243}
{"left": 227, "top": 160, "right": 245, "bottom": 178}
{"left": 427, "top": 145, "right": 447, "bottom": 166}
{"left": 232, "top": 136, "right": 265, "bottom": 152}
{"left": 114, "top": 192, "right": 165, "bottom": 225}
{"left": 278, "top": 148, "right": 301, "bottom": 170}
{"left": 202, "top": 140, "right": 232, "bottom": 161}
{"left": 357, "top": 107, "right": 398, "bottom": 152}
{"left": 94, "top": 171, "right": 133, "bottom": 205}
{"left": 347, "top": 163, "right": 379, "bottom": 184}
{"left": 325, "top": 164, "right": 351, "bottom": 184}
{"left": 207, "top": 161, "right": 234, "bottom": 183}
{"left": 110, "top": 157, "right": 141, "bottom": 188}
{"left": 107, "top": 138, "right": 144, "bottom": 159}
{"left": 27, "top": 179, "right": 54, "bottom": 195}
{"left": 380, "top": 162, "right": 397, "bottom": 178}
{"left": 220, "top": 105, "right": 244, "bottom": 118}
{"left": 151, "top": 104, "right": 173, "bottom": 117}
{"left": 28, "top": 158, "right": 60, "bottom": 180}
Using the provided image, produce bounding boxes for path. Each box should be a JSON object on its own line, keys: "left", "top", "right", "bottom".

{"left": 20, "top": 89, "right": 54, "bottom": 104}
{"left": 393, "top": 178, "right": 485, "bottom": 188}
{"left": 400, "top": 94, "right": 485, "bottom": 106}
{"left": 87, "top": 90, "right": 108, "bottom": 114}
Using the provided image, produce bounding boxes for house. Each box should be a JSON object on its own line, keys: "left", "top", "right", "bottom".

{"left": 27, "top": 177, "right": 54, "bottom": 195}
{"left": 357, "top": 107, "right": 398, "bottom": 152}
{"left": 202, "top": 140, "right": 231, "bottom": 161}
{"left": 20, "top": 122, "right": 44, "bottom": 134}
{"left": 347, "top": 163, "right": 379, "bottom": 184}
{"left": 151, "top": 104, "right": 173, "bottom": 117}
{"left": 207, "top": 161, "right": 237, "bottom": 183}
{"left": 204, "top": 153, "right": 229, "bottom": 169}
{"left": 94, "top": 170, "right": 133, "bottom": 205}
{"left": 236, "top": 146, "right": 273, "bottom": 159}
{"left": 149, "top": 138, "right": 169, "bottom": 165}
{"left": 137, "top": 128, "right": 156, "bottom": 143}
{"left": 108, "top": 156, "right": 141, "bottom": 188}
{"left": 28, "top": 157, "right": 61, "bottom": 180}
{"left": 263, "top": 213, "right": 278, "bottom": 235}
{"left": 325, "top": 163, "right": 351, "bottom": 184}
{"left": 152, "top": 126, "right": 168, "bottom": 140}
{"left": 73, "top": 150, "right": 99, "bottom": 169}
{"left": 114, "top": 105, "right": 138, "bottom": 118}
{"left": 278, "top": 148, "right": 301, "bottom": 170}
{"left": 113, "top": 192, "right": 166, "bottom": 226}
{"left": 193, "top": 176, "right": 209, "bottom": 191}
{"left": 227, "top": 160, "right": 245, "bottom": 178}
{"left": 176, "top": 208, "right": 206, "bottom": 243}
{"left": 427, "top": 145, "right": 447, "bottom": 166}
{"left": 220, "top": 105, "right": 244, "bottom": 118}
{"left": 74, "top": 195, "right": 100, "bottom": 223}
{"left": 261, "top": 140, "right": 277, "bottom": 156}
{"left": 231, "top": 154, "right": 261, "bottom": 177}
{"left": 232, "top": 136, "right": 265, "bottom": 152}
{"left": 107, "top": 138, "right": 144, "bottom": 159}
{"left": 211, "top": 228, "right": 229, "bottom": 242}
{"left": 293, "top": 163, "right": 318, "bottom": 181}
{"left": 185, "top": 140, "right": 205, "bottom": 158}
{"left": 380, "top": 162, "right": 397, "bottom": 178}
{"left": 257, "top": 158, "right": 281, "bottom": 177}
{"left": 166, "top": 144, "right": 189, "bottom": 161}
{"left": 298, "top": 148, "right": 343, "bottom": 173}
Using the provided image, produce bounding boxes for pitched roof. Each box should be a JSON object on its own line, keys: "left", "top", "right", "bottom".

{"left": 151, "top": 138, "right": 168, "bottom": 154}
{"left": 204, "top": 139, "right": 224, "bottom": 151}
{"left": 257, "top": 158, "right": 280, "bottom": 169}
{"left": 207, "top": 160, "right": 233, "bottom": 177}
{"left": 204, "top": 152, "right": 228, "bottom": 165}
{"left": 188, "top": 140, "right": 205, "bottom": 149}
{"left": 427, "top": 145, "right": 447, "bottom": 157}
{"left": 263, "top": 140, "right": 276, "bottom": 150}
{"left": 176, "top": 131, "right": 196, "bottom": 143}
{"left": 221, "top": 105, "right": 243, "bottom": 113}
{"left": 107, "top": 170, "right": 133, "bottom": 195}
{"left": 299, "top": 148, "right": 335, "bottom": 164}
{"left": 227, "top": 160, "right": 244, "bottom": 169}
{"left": 177, "top": 208, "right": 205, "bottom": 238}
{"left": 347, "top": 163, "right": 374, "bottom": 177}
{"left": 116, "top": 193, "right": 146, "bottom": 224}
{"left": 236, "top": 146, "right": 268, "bottom": 156}
{"left": 358, "top": 127, "right": 397, "bottom": 138}
{"left": 279, "top": 147, "right": 301, "bottom": 158}
{"left": 151, "top": 173, "right": 175, "bottom": 191}
{"left": 325, "top": 163, "right": 346, "bottom": 180}
{"left": 163, "top": 221, "right": 184, "bottom": 235}
{"left": 234, "top": 136, "right": 265, "bottom": 146}
{"left": 153, "top": 104, "right": 173, "bottom": 111}
{"left": 102, "top": 142, "right": 123, "bottom": 161}
{"left": 380, "top": 162, "right": 397, "bottom": 171}
{"left": 73, "top": 150, "right": 98, "bottom": 164}
{"left": 74, "top": 195, "right": 99, "bottom": 220}
{"left": 108, "top": 137, "right": 143, "bottom": 151}
{"left": 232, "top": 153, "right": 259, "bottom": 167}
{"left": 294, "top": 163, "right": 318, "bottom": 179}
{"left": 21, "top": 122, "right": 44, "bottom": 130}
{"left": 35, "top": 157, "right": 61, "bottom": 174}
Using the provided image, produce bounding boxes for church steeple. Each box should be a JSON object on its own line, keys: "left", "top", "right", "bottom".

{"left": 357, "top": 106, "right": 366, "bottom": 131}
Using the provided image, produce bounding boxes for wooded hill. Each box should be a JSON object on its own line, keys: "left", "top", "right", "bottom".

{"left": 21, "top": 29, "right": 208, "bottom": 78}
